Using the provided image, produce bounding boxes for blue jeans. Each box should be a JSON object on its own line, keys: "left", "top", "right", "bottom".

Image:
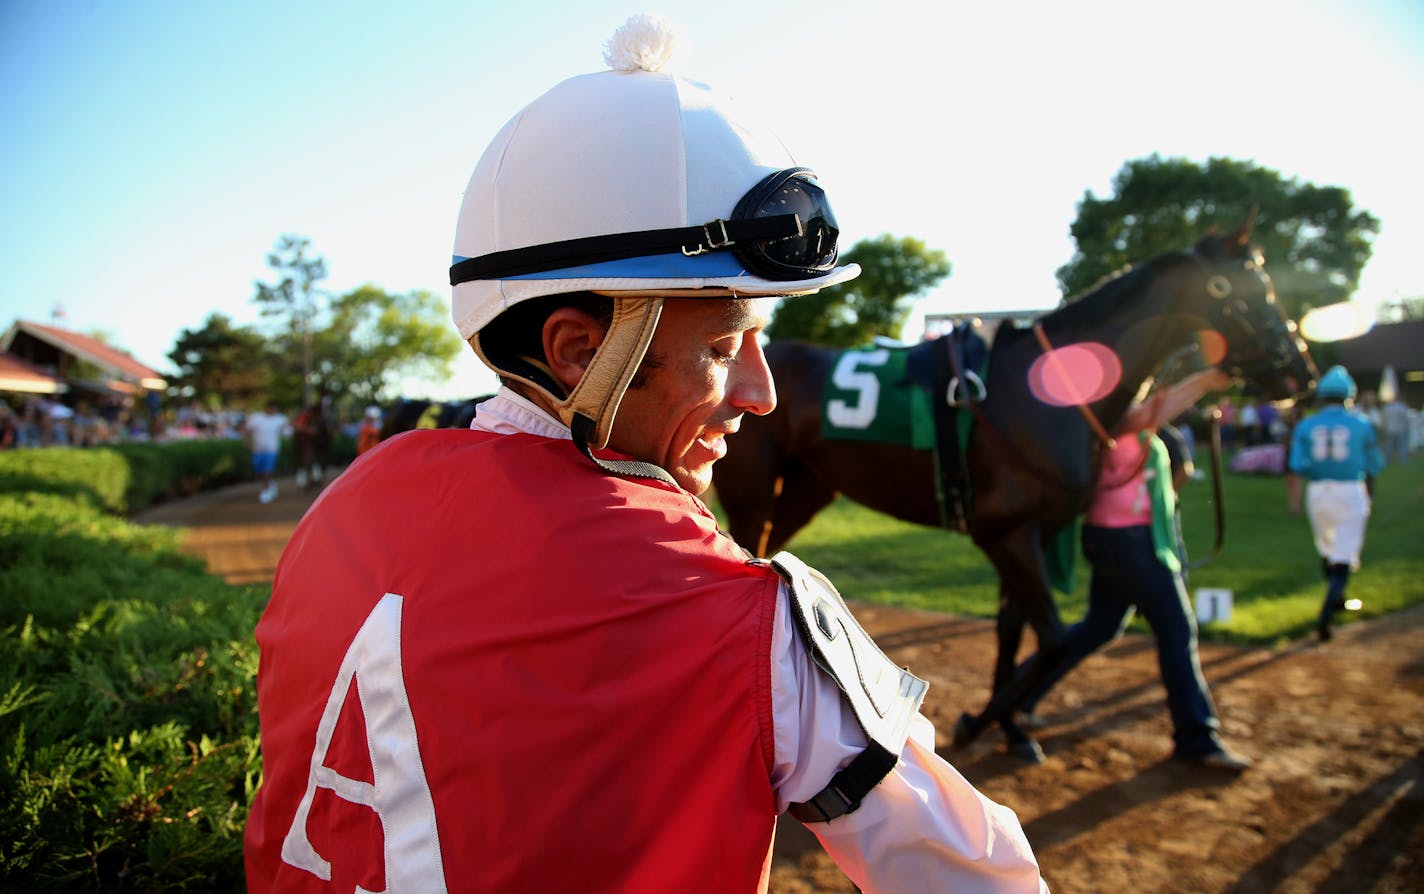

{"left": 1023, "top": 524, "right": 1224, "bottom": 757}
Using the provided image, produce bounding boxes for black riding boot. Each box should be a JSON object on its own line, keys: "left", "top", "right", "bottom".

{"left": 1317, "top": 563, "right": 1353, "bottom": 641}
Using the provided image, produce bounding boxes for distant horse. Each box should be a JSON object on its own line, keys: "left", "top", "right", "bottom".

{"left": 292, "top": 397, "right": 332, "bottom": 489}
{"left": 378, "top": 396, "right": 489, "bottom": 440}
{"left": 712, "top": 222, "right": 1316, "bottom": 759}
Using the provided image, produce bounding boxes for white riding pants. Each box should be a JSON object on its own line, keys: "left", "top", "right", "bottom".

{"left": 1306, "top": 479, "right": 1371, "bottom": 569}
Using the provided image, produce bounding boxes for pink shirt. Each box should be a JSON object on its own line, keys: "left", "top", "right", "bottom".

{"left": 1086, "top": 433, "right": 1154, "bottom": 527}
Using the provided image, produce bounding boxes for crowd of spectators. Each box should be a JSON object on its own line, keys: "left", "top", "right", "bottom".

{"left": 0, "top": 396, "right": 253, "bottom": 450}
{"left": 1214, "top": 387, "right": 1420, "bottom": 476}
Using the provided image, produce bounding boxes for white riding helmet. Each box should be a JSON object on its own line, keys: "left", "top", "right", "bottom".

{"left": 451, "top": 14, "right": 859, "bottom": 455}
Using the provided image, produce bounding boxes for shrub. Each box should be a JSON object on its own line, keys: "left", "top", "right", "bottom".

{"left": 0, "top": 445, "right": 266, "bottom": 890}
{"left": 0, "top": 440, "right": 249, "bottom": 516}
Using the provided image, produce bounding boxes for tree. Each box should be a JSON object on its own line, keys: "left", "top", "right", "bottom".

{"left": 766, "top": 234, "right": 951, "bottom": 347}
{"left": 253, "top": 235, "right": 327, "bottom": 406}
{"left": 167, "top": 313, "right": 272, "bottom": 406}
{"left": 320, "top": 285, "right": 464, "bottom": 407}
{"left": 1055, "top": 156, "right": 1379, "bottom": 321}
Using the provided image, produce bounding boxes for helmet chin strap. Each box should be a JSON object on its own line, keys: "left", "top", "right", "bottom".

{"left": 474, "top": 295, "right": 677, "bottom": 486}
{"left": 562, "top": 296, "right": 677, "bottom": 486}
{"left": 557, "top": 296, "right": 662, "bottom": 449}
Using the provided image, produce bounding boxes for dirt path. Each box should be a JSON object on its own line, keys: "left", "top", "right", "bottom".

{"left": 137, "top": 474, "right": 1424, "bottom": 893}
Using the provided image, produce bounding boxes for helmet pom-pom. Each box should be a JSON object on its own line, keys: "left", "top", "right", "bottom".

{"left": 602, "top": 13, "right": 685, "bottom": 73}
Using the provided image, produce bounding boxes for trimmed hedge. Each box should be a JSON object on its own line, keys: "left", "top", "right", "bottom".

{"left": 0, "top": 440, "right": 249, "bottom": 516}
{"left": 0, "top": 445, "right": 267, "bottom": 891}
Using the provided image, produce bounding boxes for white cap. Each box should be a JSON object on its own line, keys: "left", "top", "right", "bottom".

{"left": 450, "top": 14, "right": 859, "bottom": 341}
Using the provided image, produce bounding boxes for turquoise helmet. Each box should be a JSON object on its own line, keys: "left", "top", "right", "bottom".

{"left": 1316, "top": 365, "right": 1357, "bottom": 400}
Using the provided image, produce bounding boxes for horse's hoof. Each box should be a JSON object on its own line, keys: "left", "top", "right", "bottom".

{"left": 952, "top": 713, "right": 981, "bottom": 750}
{"left": 1007, "top": 737, "right": 1046, "bottom": 764}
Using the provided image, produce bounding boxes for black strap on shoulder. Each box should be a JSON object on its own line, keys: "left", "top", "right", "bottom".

{"left": 570, "top": 414, "right": 677, "bottom": 487}
{"left": 787, "top": 740, "right": 900, "bottom": 823}
{"left": 449, "top": 214, "right": 802, "bottom": 284}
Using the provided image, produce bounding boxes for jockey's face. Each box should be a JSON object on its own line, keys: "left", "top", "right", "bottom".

{"left": 610, "top": 297, "right": 777, "bottom": 495}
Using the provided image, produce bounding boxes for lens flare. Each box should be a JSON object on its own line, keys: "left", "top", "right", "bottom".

{"left": 1298, "top": 302, "right": 1374, "bottom": 342}
{"left": 1198, "top": 330, "right": 1229, "bottom": 365}
{"left": 1028, "top": 342, "right": 1122, "bottom": 407}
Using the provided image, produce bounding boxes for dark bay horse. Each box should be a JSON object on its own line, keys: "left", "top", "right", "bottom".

{"left": 378, "top": 396, "right": 489, "bottom": 440}
{"left": 293, "top": 396, "right": 332, "bottom": 489}
{"left": 712, "top": 223, "right": 1316, "bottom": 759}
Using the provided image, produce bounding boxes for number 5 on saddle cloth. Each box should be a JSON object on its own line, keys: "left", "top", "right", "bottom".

{"left": 757, "top": 552, "right": 929, "bottom": 823}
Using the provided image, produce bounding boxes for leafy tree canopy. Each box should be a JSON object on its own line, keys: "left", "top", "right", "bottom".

{"left": 167, "top": 313, "right": 272, "bottom": 409}
{"left": 1056, "top": 155, "right": 1379, "bottom": 321}
{"left": 321, "top": 285, "right": 464, "bottom": 407}
{"left": 161, "top": 236, "right": 466, "bottom": 414}
{"left": 253, "top": 234, "right": 328, "bottom": 406}
{"left": 766, "top": 234, "right": 950, "bottom": 347}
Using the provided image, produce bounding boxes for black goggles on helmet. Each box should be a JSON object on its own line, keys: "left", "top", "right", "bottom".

{"left": 449, "top": 167, "right": 840, "bottom": 285}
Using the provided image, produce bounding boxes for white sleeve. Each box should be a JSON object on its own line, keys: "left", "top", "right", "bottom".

{"left": 769, "top": 582, "right": 1049, "bottom": 894}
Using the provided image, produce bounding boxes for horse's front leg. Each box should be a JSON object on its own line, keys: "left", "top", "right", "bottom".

{"left": 953, "top": 528, "right": 1067, "bottom": 760}
{"left": 986, "top": 600, "right": 1046, "bottom": 762}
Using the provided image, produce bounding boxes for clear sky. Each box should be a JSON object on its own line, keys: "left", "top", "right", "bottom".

{"left": 3, "top": 0, "right": 1421, "bottom": 400}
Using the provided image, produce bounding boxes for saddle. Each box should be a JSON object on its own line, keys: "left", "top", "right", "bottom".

{"left": 904, "top": 324, "right": 989, "bottom": 535}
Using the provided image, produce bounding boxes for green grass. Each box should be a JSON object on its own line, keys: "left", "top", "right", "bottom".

{"left": 710, "top": 457, "right": 1424, "bottom": 646}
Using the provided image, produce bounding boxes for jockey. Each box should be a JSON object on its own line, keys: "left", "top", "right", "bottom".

{"left": 1287, "top": 364, "right": 1385, "bottom": 640}
{"left": 244, "top": 15, "right": 1047, "bottom": 893}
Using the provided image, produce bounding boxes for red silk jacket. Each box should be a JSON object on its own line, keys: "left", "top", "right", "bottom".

{"left": 245, "top": 429, "right": 783, "bottom": 892}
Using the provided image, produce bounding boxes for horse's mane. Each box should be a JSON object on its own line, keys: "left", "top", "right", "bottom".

{"left": 1033, "top": 230, "right": 1247, "bottom": 335}
{"left": 1033, "top": 249, "right": 1187, "bottom": 335}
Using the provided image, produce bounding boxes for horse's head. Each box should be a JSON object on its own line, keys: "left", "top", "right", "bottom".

{"left": 1189, "top": 218, "right": 1317, "bottom": 401}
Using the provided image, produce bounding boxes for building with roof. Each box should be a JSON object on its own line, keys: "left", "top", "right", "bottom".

{"left": 1331, "top": 319, "right": 1424, "bottom": 407}
{"left": 0, "top": 351, "right": 67, "bottom": 395}
{"left": 1, "top": 319, "right": 167, "bottom": 404}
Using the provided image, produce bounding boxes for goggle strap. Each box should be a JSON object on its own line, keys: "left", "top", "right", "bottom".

{"left": 450, "top": 214, "right": 802, "bottom": 284}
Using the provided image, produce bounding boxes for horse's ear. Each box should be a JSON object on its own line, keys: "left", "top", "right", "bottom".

{"left": 1228, "top": 207, "right": 1259, "bottom": 249}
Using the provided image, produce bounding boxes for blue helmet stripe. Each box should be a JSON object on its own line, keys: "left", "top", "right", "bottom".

{"left": 449, "top": 251, "right": 748, "bottom": 280}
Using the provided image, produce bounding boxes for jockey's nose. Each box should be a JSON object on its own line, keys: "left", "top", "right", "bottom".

{"left": 732, "top": 337, "right": 776, "bottom": 417}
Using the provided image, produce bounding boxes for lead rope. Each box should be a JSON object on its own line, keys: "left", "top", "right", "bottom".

{"left": 1187, "top": 408, "right": 1226, "bottom": 570}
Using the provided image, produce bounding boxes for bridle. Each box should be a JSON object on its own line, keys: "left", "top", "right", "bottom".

{"left": 1196, "top": 255, "right": 1302, "bottom": 386}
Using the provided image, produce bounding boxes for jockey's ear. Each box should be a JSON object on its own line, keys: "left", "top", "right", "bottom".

{"left": 542, "top": 307, "right": 608, "bottom": 395}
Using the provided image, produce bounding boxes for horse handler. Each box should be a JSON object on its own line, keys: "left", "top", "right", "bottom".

{"left": 1014, "top": 368, "right": 1252, "bottom": 771}
{"left": 1286, "top": 365, "right": 1384, "bottom": 641}
{"left": 244, "top": 15, "right": 1047, "bottom": 893}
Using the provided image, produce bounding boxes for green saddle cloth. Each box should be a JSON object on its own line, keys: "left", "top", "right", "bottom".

{"left": 819, "top": 345, "right": 937, "bottom": 449}
{"left": 820, "top": 342, "right": 1079, "bottom": 594}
